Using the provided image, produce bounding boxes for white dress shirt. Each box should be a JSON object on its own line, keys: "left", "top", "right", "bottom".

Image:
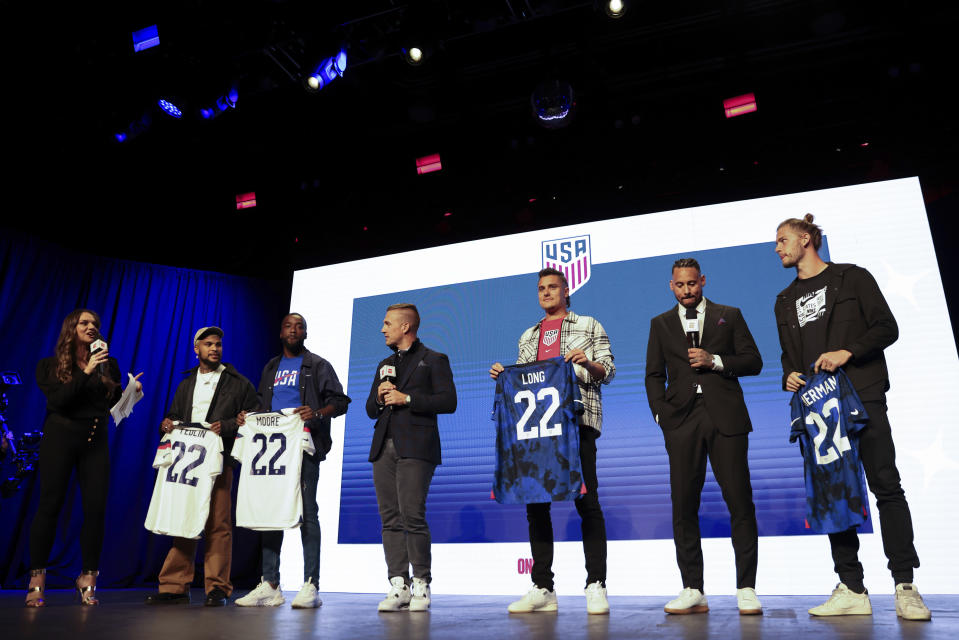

{"left": 676, "top": 299, "right": 724, "bottom": 393}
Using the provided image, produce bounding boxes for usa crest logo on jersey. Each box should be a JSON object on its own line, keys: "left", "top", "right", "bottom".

{"left": 542, "top": 234, "right": 591, "bottom": 294}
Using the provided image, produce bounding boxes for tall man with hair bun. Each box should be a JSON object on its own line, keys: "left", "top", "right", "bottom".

{"left": 645, "top": 258, "right": 764, "bottom": 616}
{"left": 366, "top": 303, "right": 457, "bottom": 612}
{"left": 774, "top": 214, "right": 930, "bottom": 620}
{"left": 490, "top": 267, "right": 616, "bottom": 615}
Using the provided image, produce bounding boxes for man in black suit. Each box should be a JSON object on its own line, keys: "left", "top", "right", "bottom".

{"left": 645, "top": 258, "right": 763, "bottom": 616}
{"left": 774, "top": 214, "right": 929, "bottom": 620}
{"left": 365, "top": 303, "right": 456, "bottom": 612}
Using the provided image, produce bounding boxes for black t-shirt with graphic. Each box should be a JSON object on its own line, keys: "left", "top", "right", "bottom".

{"left": 793, "top": 266, "right": 831, "bottom": 373}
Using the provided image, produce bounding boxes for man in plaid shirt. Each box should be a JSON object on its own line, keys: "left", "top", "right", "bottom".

{"left": 490, "top": 267, "right": 615, "bottom": 615}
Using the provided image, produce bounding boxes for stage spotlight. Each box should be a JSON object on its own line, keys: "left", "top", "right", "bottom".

{"left": 132, "top": 24, "right": 160, "bottom": 52}
{"left": 304, "top": 48, "right": 347, "bottom": 93}
{"left": 200, "top": 87, "right": 238, "bottom": 120}
{"left": 404, "top": 46, "right": 425, "bottom": 65}
{"left": 723, "top": 92, "right": 757, "bottom": 118}
{"left": 415, "top": 153, "right": 442, "bottom": 175}
{"left": 236, "top": 192, "right": 257, "bottom": 210}
{"left": 605, "top": 0, "right": 627, "bottom": 19}
{"left": 158, "top": 98, "right": 183, "bottom": 119}
{"left": 531, "top": 80, "right": 576, "bottom": 129}
{"left": 113, "top": 112, "right": 152, "bottom": 142}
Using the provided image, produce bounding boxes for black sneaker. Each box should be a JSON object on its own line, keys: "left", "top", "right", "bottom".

{"left": 145, "top": 591, "right": 190, "bottom": 605}
{"left": 205, "top": 588, "right": 229, "bottom": 607}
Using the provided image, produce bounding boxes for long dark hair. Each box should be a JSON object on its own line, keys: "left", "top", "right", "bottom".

{"left": 54, "top": 309, "right": 117, "bottom": 394}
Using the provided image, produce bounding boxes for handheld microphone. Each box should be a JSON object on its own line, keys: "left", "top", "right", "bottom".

{"left": 684, "top": 308, "right": 700, "bottom": 349}
{"left": 379, "top": 364, "right": 396, "bottom": 384}
{"left": 90, "top": 332, "right": 108, "bottom": 375}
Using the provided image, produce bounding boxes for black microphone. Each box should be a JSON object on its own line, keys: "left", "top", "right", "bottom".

{"left": 90, "top": 332, "right": 109, "bottom": 376}
{"left": 684, "top": 308, "right": 700, "bottom": 349}
{"left": 379, "top": 364, "right": 397, "bottom": 409}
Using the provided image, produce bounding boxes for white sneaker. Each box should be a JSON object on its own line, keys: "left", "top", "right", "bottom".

{"left": 664, "top": 587, "right": 708, "bottom": 614}
{"left": 895, "top": 583, "right": 931, "bottom": 621}
{"left": 409, "top": 577, "right": 431, "bottom": 612}
{"left": 377, "top": 576, "right": 411, "bottom": 612}
{"left": 736, "top": 587, "right": 762, "bottom": 615}
{"left": 808, "top": 583, "right": 872, "bottom": 616}
{"left": 291, "top": 578, "right": 322, "bottom": 609}
{"left": 235, "top": 578, "right": 285, "bottom": 607}
{"left": 585, "top": 582, "right": 609, "bottom": 615}
{"left": 507, "top": 586, "right": 558, "bottom": 613}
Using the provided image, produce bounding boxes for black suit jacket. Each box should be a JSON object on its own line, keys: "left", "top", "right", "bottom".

{"left": 645, "top": 300, "right": 762, "bottom": 435}
{"left": 775, "top": 262, "right": 897, "bottom": 399}
{"left": 365, "top": 341, "right": 457, "bottom": 465}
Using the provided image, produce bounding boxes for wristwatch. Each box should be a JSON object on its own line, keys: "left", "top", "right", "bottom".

{"left": 405, "top": 395, "right": 411, "bottom": 406}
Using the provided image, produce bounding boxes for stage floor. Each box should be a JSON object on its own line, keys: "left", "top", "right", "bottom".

{"left": 1, "top": 590, "right": 954, "bottom": 639}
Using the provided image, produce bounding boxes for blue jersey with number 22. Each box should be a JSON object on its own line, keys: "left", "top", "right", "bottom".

{"left": 789, "top": 369, "right": 870, "bottom": 534}
{"left": 492, "top": 358, "right": 584, "bottom": 505}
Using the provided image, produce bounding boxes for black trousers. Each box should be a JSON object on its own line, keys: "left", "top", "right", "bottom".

{"left": 663, "top": 396, "right": 758, "bottom": 591}
{"left": 29, "top": 415, "right": 110, "bottom": 571}
{"left": 828, "top": 398, "right": 919, "bottom": 588}
{"left": 527, "top": 424, "right": 607, "bottom": 591}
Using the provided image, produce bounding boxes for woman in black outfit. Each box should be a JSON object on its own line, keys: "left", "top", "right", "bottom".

{"left": 27, "top": 309, "right": 138, "bottom": 606}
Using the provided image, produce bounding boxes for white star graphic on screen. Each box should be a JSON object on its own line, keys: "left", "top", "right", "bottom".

{"left": 899, "top": 431, "right": 959, "bottom": 491}
{"left": 881, "top": 260, "right": 929, "bottom": 309}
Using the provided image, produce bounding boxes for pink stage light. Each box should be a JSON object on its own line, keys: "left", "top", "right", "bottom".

{"left": 236, "top": 192, "right": 257, "bottom": 209}
{"left": 415, "top": 153, "right": 442, "bottom": 174}
{"left": 723, "top": 93, "right": 757, "bottom": 118}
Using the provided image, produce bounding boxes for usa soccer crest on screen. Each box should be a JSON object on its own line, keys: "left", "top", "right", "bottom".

{"left": 541, "top": 235, "right": 591, "bottom": 294}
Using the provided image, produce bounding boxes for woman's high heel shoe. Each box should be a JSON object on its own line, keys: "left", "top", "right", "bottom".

{"left": 75, "top": 570, "right": 99, "bottom": 606}
{"left": 25, "top": 568, "right": 46, "bottom": 607}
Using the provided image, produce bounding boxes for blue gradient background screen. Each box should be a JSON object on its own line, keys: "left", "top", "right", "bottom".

{"left": 337, "top": 238, "right": 873, "bottom": 543}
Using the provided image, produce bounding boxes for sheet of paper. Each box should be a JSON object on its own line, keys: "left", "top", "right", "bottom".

{"left": 111, "top": 372, "right": 144, "bottom": 425}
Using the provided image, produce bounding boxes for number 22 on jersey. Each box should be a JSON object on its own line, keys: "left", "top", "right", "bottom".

{"left": 513, "top": 387, "right": 562, "bottom": 439}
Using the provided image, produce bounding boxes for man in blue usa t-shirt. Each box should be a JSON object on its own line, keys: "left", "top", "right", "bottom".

{"left": 234, "top": 313, "right": 350, "bottom": 609}
{"left": 490, "top": 267, "right": 615, "bottom": 615}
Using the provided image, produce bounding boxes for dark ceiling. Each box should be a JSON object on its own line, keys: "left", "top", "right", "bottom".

{"left": 4, "top": 1, "right": 958, "bottom": 279}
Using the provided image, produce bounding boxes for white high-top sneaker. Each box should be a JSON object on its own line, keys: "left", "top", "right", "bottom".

{"left": 377, "top": 577, "right": 411, "bottom": 612}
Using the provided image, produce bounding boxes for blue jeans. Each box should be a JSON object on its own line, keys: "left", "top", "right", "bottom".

{"left": 263, "top": 451, "right": 320, "bottom": 585}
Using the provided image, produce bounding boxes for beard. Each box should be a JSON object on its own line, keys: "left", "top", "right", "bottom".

{"left": 283, "top": 336, "right": 305, "bottom": 353}
{"left": 780, "top": 254, "right": 798, "bottom": 268}
{"left": 198, "top": 355, "right": 220, "bottom": 371}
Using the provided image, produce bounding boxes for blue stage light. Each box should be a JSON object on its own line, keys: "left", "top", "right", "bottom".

{"left": 305, "top": 48, "right": 347, "bottom": 92}
{"left": 215, "top": 87, "right": 238, "bottom": 111}
{"left": 199, "top": 88, "right": 238, "bottom": 121}
{"left": 114, "top": 132, "right": 128, "bottom": 143}
{"left": 158, "top": 99, "right": 183, "bottom": 118}
{"left": 132, "top": 25, "right": 160, "bottom": 52}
